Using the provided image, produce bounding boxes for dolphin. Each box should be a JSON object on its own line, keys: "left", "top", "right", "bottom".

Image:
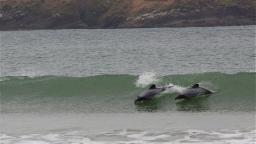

{"left": 135, "top": 84, "right": 168, "bottom": 102}
{"left": 174, "top": 83, "right": 214, "bottom": 100}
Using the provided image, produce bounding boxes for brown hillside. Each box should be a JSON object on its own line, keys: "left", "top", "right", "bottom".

{"left": 0, "top": 0, "right": 255, "bottom": 30}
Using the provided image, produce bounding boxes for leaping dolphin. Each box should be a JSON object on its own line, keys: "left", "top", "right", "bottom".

{"left": 135, "top": 84, "right": 169, "bottom": 102}
{"left": 175, "top": 83, "right": 214, "bottom": 100}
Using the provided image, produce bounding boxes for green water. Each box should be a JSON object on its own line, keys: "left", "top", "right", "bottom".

{"left": 1, "top": 72, "right": 255, "bottom": 113}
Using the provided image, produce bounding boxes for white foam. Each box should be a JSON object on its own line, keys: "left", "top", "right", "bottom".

{"left": 2, "top": 129, "right": 255, "bottom": 144}
{"left": 127, "top": 131, "right": 148, "bottom": 139}
{"left": 135, "top": 72, "right": 160, "bottom": 88}
{"left": 19, "top": 134, "right": 40, "bottom": 139}
{"left": 41, "top": 134, "right": 61, "bottom": 141}
{"left": 163, "top": 83, "right": 186, "bottom": 94}
{"left": 15, "top": 141, "right": 50, "bottom": 144}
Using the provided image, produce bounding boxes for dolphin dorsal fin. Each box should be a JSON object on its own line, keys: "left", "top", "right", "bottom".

{"left": 149, "top": 84, "right": 156, "bottom": 89}
{"left": 191, "top": 83, "right": 199, "bottom": 88}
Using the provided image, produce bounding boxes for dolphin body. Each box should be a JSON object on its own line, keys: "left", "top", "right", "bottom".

{"left": 135, "top": 84, "right": 166, "bottom": 102}
{"left": 175, "top": 84, "right": 214, "bottom": 100}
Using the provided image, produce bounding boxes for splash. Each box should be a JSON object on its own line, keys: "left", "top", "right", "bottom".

{"left": 163, "top": 83, "right": 186, "bottom": 94}
{"left": 135, "top": 72, "right": 160, "bottom": 88}
{"left": 135, "top": 72, "right": 187, "bottom": 95}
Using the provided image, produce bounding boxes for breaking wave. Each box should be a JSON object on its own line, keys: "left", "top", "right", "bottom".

{"left": 0, "top": 72, "right": 255, "bottom": 113}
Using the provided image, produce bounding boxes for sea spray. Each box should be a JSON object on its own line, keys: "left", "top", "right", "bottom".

{"left": 135, "top": 72, "right": 187, "bottom": 95}
{"left": 163, "top": 83, "right": 186, "bottom": 94}
{"left": 135, "top": 72, "right": 160, "bottom": 88}
{"left": 163, "top": 82, "right": 217, "bottom": 95}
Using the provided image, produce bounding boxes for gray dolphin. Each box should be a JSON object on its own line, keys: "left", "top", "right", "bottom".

{"left": 135, "top": 84, "right": 167, "bottom": 102}
{"left": 175, "top": 84, "right": 214, "bottom": 100}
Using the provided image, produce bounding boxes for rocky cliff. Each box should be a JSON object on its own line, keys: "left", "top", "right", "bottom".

{"left": 0, "top": 0, "right": 255, "bottom": 30}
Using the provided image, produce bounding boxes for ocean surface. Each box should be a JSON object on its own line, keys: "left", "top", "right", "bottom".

{"left": 0, "top": 26, "right": 255, "bottom": 144}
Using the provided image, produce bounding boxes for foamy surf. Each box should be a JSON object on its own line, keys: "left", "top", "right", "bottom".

{"left": 1, "top": 129, "right": 255, "bottom": 144}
